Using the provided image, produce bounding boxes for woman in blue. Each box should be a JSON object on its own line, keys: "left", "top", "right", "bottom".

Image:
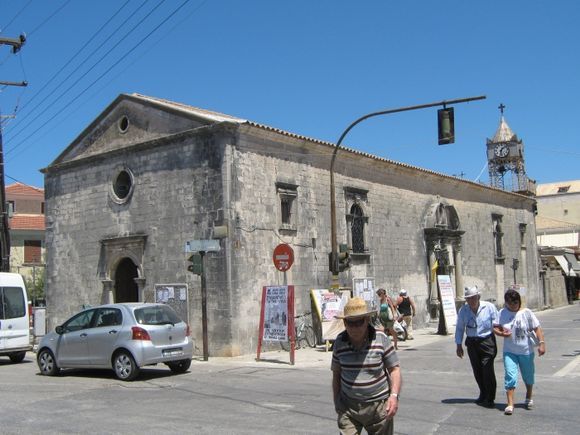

{"left": 493, "top": 289, "right": 546, "bottom": 415}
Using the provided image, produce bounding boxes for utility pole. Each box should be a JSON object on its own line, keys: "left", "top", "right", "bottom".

{"left": 0, "top": 34, "right": 27, "bottom": 271}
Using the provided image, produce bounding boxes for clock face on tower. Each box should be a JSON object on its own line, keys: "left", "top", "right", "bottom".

{"left": 494, "top": 143, "right": 509, "bottom": 158}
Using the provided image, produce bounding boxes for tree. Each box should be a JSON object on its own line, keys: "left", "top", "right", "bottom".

{"left": 25, "top": 273, "right": 45, "bottom": 306}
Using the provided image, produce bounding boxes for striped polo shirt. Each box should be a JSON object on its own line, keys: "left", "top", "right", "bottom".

{"left": 331, "top": 327, "right": 399, "bottom": 402}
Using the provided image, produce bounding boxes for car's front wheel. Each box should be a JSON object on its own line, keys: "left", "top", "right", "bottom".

{"left": 9, "top": 351, "right": 26, "bottom": 363}
{"left": 113, "top": 350, "right": 140, "bottom": 381}
{"left": 167, "top": 358, "right": 191, "bottom": 374}
{"left": 37, "top": 348, "right": 60, "bottom": 376}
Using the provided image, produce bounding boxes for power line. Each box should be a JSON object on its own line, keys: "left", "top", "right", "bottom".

{"left": 5, "top": 0, "right": 146, "bottom": 141}
{"left": 28, "top": 0, "right": 72, "bottom": 37}
{"left": 0, "top": 0, "right": 33, "bottom": 33}
{"left": 5, "top": 0, "right": 191, "bottom": 159}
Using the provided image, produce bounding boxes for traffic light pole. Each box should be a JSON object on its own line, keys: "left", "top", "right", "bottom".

{"left": 329, "top": 95, "right": 486, "bottom": 287}
{"left": 199, "top": 250, "right": 209, "bottom": 361}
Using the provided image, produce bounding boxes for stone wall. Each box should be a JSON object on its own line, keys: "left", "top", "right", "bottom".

{"left": 43, "top": 98, "right": 539, "bottom": 357}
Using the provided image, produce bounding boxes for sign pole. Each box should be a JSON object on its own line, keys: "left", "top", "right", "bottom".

{"left": 256, "top": 286, "right": 268, "bottom": 361}
{"left": 288, "top": 285, "right": 295, "bottom": 365}
{"left": 200, "top": 251, "right": 209, "bottom": 361}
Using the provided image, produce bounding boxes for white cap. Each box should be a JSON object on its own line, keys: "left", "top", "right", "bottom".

{"left": 464, "top": 286, "right": 480, "bottom": 298}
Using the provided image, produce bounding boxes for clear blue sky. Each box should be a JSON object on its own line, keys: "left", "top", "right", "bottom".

{"left": 1, "top": 0, "right": 578, "bottom": 189}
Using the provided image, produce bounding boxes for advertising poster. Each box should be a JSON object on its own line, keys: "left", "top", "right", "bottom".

{"left": 154, "top": 283, "right": 188, "bottom": 322}
{"left": 262, "top": 286, "right": 289, "bottom": 342}
{"left": 437, "top": 275, "right": 457, "bottom": 331}
{"left": 311, "top": 289, "right": 350, "bottom": 342}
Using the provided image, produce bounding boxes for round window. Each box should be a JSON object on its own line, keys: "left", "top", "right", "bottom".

{"left": 111, "top": 169, "right": 134, "bottom": 203}
{"left": 118, "top": 116, "right": 130, "bottom": 133}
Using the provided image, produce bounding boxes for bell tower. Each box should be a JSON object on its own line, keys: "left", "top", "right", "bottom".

{"left": 486, "top": 104, "right": 535, "bottom": 195}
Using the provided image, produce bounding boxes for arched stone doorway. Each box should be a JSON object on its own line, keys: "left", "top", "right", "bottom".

{"left": 115, "top": 257, "right": 139, "bottom": 302}
{"left": 99, "top": 235, "right": 147, "bottom": 304}
{"left": 424, "top": 199, "right": 465, "bottom": 333}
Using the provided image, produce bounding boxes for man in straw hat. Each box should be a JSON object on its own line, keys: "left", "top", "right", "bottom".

{"left": 455, "top": 286, "right": 499, "bottom": 408}
{"left": 331, "top": 297, "right": 402, "bottom": 434}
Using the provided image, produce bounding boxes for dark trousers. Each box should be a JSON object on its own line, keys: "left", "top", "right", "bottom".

{"left": 466, "top": 334, "right": 497, "bottom": 402}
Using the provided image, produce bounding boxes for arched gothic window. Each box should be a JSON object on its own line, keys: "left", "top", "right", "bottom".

{"left": 351, "top": 204, "right": 365, "bottom": 253}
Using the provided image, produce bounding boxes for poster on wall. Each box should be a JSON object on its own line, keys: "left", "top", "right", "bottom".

{"left": 154, "top": 283, "right": 188, "bottom": 323}
{"left": 352, "top": 277, "right": 376, "bottom": 309}
{"left": 437, "top": 275, "right": 457, "bottom": 332}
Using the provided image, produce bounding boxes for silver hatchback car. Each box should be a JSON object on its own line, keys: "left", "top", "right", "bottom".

{"left": 37, "top": 303, "right": 194, "bottom": 381}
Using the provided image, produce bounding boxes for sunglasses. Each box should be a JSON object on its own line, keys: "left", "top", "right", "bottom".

{"left": 345, "top": 318, "right": 366, "bottom": 327}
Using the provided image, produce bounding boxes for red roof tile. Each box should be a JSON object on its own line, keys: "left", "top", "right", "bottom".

{"left": 6, "top": 182, "right": 44, "bottom": 196}
{"left": 9, "top": 214, "right": 45, "bottom": 230}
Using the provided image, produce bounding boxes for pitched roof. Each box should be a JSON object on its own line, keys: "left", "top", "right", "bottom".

{"left": 489, "top": 116, "right": 518, "bottom": 143}
{"left": 9, "top": 214, "right": 45, "bottom": 231}
{"left": 536, "top": 180, "right": 580, "bottom": 196}
{"left": 6, "top": 182, "right": 44, "bottom": 197}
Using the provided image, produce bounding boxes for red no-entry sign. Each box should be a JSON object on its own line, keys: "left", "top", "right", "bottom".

{"left": 273, "top": 244, "right": 294, "bottom": 272}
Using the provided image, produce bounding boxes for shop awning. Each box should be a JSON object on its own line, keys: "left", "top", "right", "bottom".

{"left": 564, "top": 253, "right": 580, "bottom": 273}
{"left": 554, "top": 255, "right": 577, "bottom": 276}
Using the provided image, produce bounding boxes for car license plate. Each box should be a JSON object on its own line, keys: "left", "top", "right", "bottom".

{"left": 163, "top": 348, "right": 183, "bottom": 357}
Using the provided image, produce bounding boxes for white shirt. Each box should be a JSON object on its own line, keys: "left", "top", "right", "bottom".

{"left": 497, "top": 308, "right": 540, "bottom": 355}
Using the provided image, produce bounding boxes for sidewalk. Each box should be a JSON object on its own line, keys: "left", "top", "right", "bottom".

{"left": 194, "top": 326, "right": 450, "bottom": 368}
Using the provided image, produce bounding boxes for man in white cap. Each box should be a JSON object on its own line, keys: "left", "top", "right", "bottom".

{"left": 455, "top": 286, "right": 499, "bottom": 408}
{"left": 332, "top": 297, "right": 402, "bottom": 434}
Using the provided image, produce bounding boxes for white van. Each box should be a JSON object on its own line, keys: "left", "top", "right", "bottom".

{"left": 0, "top": 273, "right": 32, "bottom": 363}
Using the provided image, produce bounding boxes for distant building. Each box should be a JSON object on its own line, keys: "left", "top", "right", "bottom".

{"left": 42, "top": 93, "right": 540, "bottom": 357}
{"left": 536, "top": 180, "right": 580, "bottom": 303}
{"left": 6, "top": 182, "right": 46, "bottom": 299}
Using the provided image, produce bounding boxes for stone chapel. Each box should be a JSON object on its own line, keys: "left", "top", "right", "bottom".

{"left": 42, "top": 93, "right": 539, "bottom": 356}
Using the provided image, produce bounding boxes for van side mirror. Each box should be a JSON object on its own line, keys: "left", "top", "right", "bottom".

{"left": 55, "top": 326, "right": 64, "bottom": 335}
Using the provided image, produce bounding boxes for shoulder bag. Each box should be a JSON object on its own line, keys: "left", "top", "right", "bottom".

{"left": 524, "top": 309, "right": 540, "bottom": 347}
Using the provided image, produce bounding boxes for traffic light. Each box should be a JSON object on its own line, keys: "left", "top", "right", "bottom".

{"left": 338, "top": 244, "right": 351, "bottom": 272}
{"left": 437, "top": 107, "right": 455, "bottom": 145}
{"left": 328, "top": 252, "right": 337, "bottom": 274}
{"left": 187, "top": 254, "right": 202, "bottom": 275}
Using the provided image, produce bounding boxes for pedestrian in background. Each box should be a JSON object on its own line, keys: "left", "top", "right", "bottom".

{"left": 376, "top": 288, "right": 399, "bottom": 350}
{"left": 493, "top": 288, "right": 546, "bottom": 415}
{"left": 455, "top": 286, "right": 498, "bottom": 408}
{"left": 396, "top": 289, "right": 416, "bottom": 339}
{"left": 332, "top": 297, "right": 402, "bottom": 435}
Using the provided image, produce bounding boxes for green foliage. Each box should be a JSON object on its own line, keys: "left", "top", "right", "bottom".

{"left": 25, "top": 273, "right": 45, "bottom": 305}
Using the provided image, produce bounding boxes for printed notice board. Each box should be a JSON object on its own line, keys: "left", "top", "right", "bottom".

{"left": 155, "top": 283, "right": 188, "bottom": 323}
{"left": 437, "top": 275, "right": 457, "bottom": 332}
{"left": 256, "top": 285, "right": 295, "bottom": 364}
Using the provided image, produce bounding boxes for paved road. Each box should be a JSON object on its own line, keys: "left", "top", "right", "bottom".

{"left": 1, "top": 303, "right": 578, "bottom": 434}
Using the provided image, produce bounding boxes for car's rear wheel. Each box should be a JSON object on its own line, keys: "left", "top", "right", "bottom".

{"left": 9, "top": 351, "right": 26, "bottom": 363}
{"left": 167, "top": 358, "right": 191, "bottom": 374}
{"left": 37, "top": 348, "right": 59, "bottom": 376}
{"left": 113, "top": 350, "right": 140, "bottom": 381}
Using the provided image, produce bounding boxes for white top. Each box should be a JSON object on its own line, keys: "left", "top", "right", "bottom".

{"left": 497, "top": 308, "right": 540, "bottom": 355}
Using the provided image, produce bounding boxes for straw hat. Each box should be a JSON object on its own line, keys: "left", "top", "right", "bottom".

{"left": 335, "top": 297, "right": 375, "bottom": 319}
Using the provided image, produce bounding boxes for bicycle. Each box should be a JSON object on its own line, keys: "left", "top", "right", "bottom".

{"left": 281, "top": 311, "right": 317, "bottom": 351}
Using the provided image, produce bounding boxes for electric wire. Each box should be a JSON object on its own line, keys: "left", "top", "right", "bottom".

{"left": 6, "top": 0, "right": 191, "bottom": 159}
{"left": 6, "top": 0, "right": 150, "bottom": 143}
{"left": 0, "top": 0, "right": 33, "bottom": 33}
{"left": 6, "top": 0, "right": 132, "bottom": 130}
{"left": 27, "top": 0, "right": 72, "bottom": 37}
{"left": 7, "top": 0, "right": 205, "bottom": 168}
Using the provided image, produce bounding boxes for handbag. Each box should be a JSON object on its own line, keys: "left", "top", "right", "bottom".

{"left": 379, "top": 303, "right": 394, "bottom": 324}
{"left": 524, "top": 309, "right": 540, "bottom": 347}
